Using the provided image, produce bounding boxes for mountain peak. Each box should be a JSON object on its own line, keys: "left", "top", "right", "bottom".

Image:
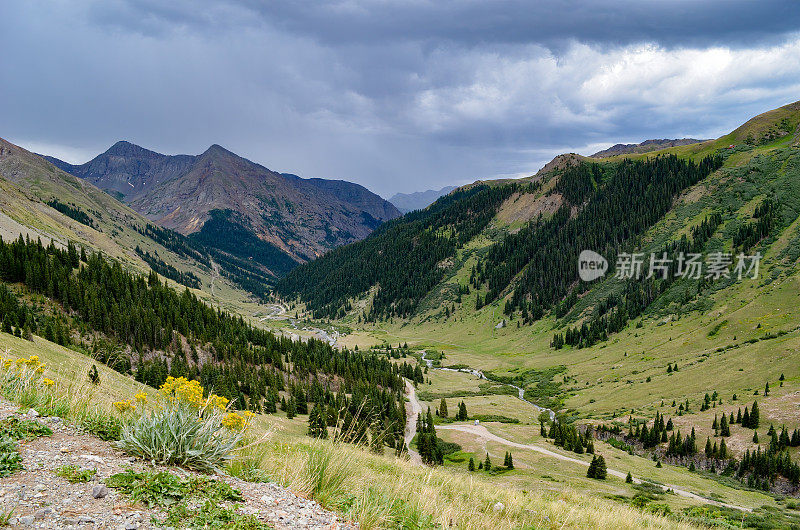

{"left": 103, "top": 140, "right": 162, "bottom": 159}
{"left": 201, "top": 144, "right": 235, "bottom": 157}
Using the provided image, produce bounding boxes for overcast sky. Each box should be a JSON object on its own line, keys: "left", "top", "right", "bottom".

{"left": 2, "top": 1, "right": 800, "bottom": 197}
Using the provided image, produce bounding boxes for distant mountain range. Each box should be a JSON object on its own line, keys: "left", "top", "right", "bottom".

{"left": 45, "top": 142, "right": 401, "bottom": 270}
{"left": 590, "top": 138, "right": 706, "bottom": 158}
{"left": 389, "top": 186, "right": 457, "bottom": 213}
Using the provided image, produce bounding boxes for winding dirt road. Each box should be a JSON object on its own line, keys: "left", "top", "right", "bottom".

{"left": 403, "top": 380, "right": 750, "bottom": 512}
{"left": 437, "top": 423, "right": 751, "bottom": 512}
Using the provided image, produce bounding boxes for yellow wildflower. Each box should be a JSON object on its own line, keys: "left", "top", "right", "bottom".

{"left": 42, "top": 378, "right": 55, "bottom": 386}
{"left": 221, "top": 412, "right": 245, "bottom": 431}
{"left": 113, "top": 400, "right": 135, "bottom": 413}
{"left": 134, "top": 391, "right": 148, "bottom": 404}
{"left": 160, "top": 376, "right": 205, "bottom": 407}
{"left": 26, "top": 355, "right": 39, "bottom": 366}
{"left": 210, "top": 394, "right": 229, "bottom": 410}
{"left": 3, "top": 360, "right": 12, "bottom": 370}
{"left": 34, "top": 364, "right": 45, "bottom": 374}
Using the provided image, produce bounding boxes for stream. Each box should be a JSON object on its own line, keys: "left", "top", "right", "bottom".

{"left": 420, "top": 351, "right": 555, "bottom": 421}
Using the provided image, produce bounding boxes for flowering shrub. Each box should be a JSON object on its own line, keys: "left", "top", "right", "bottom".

{"left": 0, "top": 353, "right": 54, "bottom": 396}
{"left": 114, "top": 376, "right": 250, "bottom": 472}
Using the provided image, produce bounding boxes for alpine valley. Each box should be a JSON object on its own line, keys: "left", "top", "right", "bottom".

{"left": 3, "top": 100, "right": 800, "bottom": 529}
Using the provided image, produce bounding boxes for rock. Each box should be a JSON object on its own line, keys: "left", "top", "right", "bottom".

{"left": 19, "top": 515, "right": 35, "bottom": 526}
{"left": 78, "top": 515, "right": 95, "bottom": 524}
{"left": 92, "top": 484, "right": 108, "bottom": 499}
{"left": 27, "top": 408, "right": 39, "bottom": 417}
{"left": 124, "top": 522, "right": 139, "bottom": 530}
{"left": 80, "top": 454, "right": 104, "bottom": 464}
{"left": 493, "top": 502, "right": 505, "bottom": 512}
{"left": 59, "top": 446, "right": 70, "bottom": 453}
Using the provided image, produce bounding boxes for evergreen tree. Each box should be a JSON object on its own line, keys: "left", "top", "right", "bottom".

{"left": 468, "top": 457, "right": 475, "bottom": 471}
{"left": 88, "top": 364, "right": 100, "bottom": 385}
{"left": 750, "top": 400, "right": 760, "bottom": 428}
{"left": 307, "top": 403, "right": 328, "bottom": 439}
{"left": 439, "top": 398, "right": 448, "bottom": 419}
{"left": 457, "top": 401, "right": 468, "bottom": 421}
{"left": 720, "top": 414, "right": 730, "bottom": 437}
{"left": 484, "top": 453, "right": 492, "bottom": 472}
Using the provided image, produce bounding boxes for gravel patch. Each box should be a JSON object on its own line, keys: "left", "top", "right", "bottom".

{"left": 0, "top": 398, "right": 354, "bottom": 529}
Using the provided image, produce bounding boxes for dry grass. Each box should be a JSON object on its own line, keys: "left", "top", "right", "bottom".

{"left": 233, "top": 434, "right": 702, "bottom": 530}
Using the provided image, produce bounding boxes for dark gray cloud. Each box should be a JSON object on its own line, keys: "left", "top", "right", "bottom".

{"left": 1, "top": 0, "right": 799, "bottom": 197}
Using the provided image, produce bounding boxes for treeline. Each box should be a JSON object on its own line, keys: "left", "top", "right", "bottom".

{"left": 134, "top": 246, "right": 201, "bottom": 289}
{"left": 47, "top": 199, "right": 96, "bottom": 228}
{"left": 552, "top": 212, "right": 724, "bottom": 349}
{"left": 0, "top": 234, "right": 408, "bottom": 452}
{"left": 276, "top": 184, "right": 520, "bottom": 320}
{"left": 481, "top": 154, "right": 722, "bottom": 320}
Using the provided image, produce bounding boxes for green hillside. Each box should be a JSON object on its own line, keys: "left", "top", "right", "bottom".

{"left": 278, "top": 100, "right": 800, "bottom": 508}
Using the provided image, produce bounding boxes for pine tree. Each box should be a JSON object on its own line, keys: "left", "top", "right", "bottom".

{"left": 595, "top": 455, "right": 607, "bottom": 479}
{"left": 307, "top": 403, "right": 328, "bottom": 439}
{"left": 753, "top": 431, "right": 759, "bottom": 444}
{"left": 750, "top": 400, "right": 760, "bottom": 428}
{"left": 457, "top": 401, "right": 468, "bottom": 421}
{"left": 720, "top": 414, "right": 730, "bottom": 437}
{"left": 484, "top": 453, "right": 492, "bottom": 472}
{"left": 625, "top": 472, "right": 633, "bottom": 483}
{"left": 439, "top": 398, "right": 448, "bottom": 419}
{"left": 88, "top": 364, "right": 100, "bottom": 385}
{"left": 468, "top": 457, "right": 475, "bottom": 471}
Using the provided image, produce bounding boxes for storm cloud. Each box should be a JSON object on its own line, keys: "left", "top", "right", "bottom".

{"left": 1, "top": 1, "right": 799, "bottom": 196}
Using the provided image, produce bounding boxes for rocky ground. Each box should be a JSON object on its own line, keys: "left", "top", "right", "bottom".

{"left": 0, "top": 398, "right": 353, "bottom": 529}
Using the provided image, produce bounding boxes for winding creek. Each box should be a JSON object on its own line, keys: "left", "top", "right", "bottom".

{"left": 419, "top": 351, "right": 555, "bottom": 421}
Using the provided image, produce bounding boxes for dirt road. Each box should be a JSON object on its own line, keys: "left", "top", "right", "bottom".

{"left": 437, "top": 423, "right": 751, "bottom": 512}
{"left": 404, "top": 379, "right": 423, "bottom": 465}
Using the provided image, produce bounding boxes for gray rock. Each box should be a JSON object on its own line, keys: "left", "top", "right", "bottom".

{"left": 493, "top": 501, "right": 505, "bottom": 512}
{"left": 27, "top": 408, "right": 39, "bottom": 417}
{"left": 124, "top": 522, "right": 139, "bottom": 530}
{"left": 19, "top": 515, "right": 35, "bottom": 526}
{"left": 91, "top": 484, "right": 108, "bottom": 499}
